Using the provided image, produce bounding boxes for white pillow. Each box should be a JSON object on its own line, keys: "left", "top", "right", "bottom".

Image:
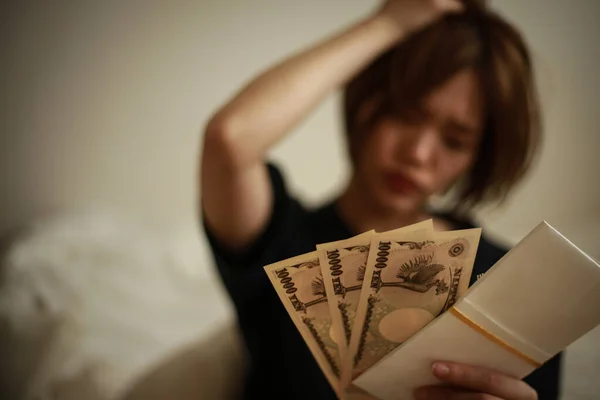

{"left": 0, "top": 211, "right": 235, "bottom": 400}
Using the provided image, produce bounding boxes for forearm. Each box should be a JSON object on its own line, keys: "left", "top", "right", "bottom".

{"left": 200, "top": 0, "right": 464, "bottom": 254}
{"left": 205, "top": 14, "right": 405, "bottom": 168}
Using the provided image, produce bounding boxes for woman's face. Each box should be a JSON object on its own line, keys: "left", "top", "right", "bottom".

{"left": 356, "top": 69, "right": 485, "bottom": 214}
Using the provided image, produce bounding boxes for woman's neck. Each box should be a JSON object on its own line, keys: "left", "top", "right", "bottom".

{"left": 335, "top": 178, "right": 433, "bottom": 235}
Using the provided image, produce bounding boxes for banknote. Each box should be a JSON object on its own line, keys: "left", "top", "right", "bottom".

{"left": 264, "top": 251, "right": 343, "bottom": 397}
{"left": 316, "top": 220, "right": 434, "bottom": 363}
{"left": 315, "top": 230, "right": 375, "bottom": 363}
{"left": 343, "top": 228, "right": 482, "bottom": 386}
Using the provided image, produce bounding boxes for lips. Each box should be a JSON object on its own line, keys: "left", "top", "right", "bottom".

{"left": 384, "top": 172, "right": 422, "bottom": 195}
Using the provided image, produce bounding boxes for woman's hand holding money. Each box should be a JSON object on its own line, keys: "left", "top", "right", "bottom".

{"left": 414, "top": 361, "right": 538, "bottom": 400}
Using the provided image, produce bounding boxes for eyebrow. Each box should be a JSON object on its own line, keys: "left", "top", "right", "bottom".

{"left": 419, "top": 104, "right": 481, "bottom": 136}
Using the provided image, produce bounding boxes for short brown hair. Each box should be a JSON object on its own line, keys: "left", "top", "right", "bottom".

{"left": 342, "top": 4, "right": 541, "bottom": 210}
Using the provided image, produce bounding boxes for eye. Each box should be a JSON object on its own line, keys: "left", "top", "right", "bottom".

{"left": 443, "top": 136, "right": 469, "bottom": 152}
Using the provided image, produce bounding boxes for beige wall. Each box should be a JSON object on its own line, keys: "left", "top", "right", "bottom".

{"left": 1, "top": 0, "right": 599, "bottom": 267}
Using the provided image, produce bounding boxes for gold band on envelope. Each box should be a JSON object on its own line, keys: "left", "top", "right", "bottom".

{"left": 449, "top": 307, "right": 542, "bottom": 368}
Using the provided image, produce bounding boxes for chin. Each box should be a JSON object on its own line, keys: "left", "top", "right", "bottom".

{"left": 373, "top": 188, "right": 423, "bottom": 216}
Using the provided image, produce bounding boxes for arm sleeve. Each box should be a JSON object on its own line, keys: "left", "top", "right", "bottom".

{"left": 201, "top": 162, "right": 304, "bottom": 303}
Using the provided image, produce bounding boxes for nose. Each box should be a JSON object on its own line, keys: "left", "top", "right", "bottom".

{"left": 402, "top": 128, "right": 437, "bottom": 167}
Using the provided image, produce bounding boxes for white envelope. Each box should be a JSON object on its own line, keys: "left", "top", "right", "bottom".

{"left": 353, "top": 221, "right": 600, "bottom": 400}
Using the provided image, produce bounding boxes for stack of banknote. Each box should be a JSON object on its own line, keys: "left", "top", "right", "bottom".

{"left": 263, "top": 219, "right": 482, "bottom": 399}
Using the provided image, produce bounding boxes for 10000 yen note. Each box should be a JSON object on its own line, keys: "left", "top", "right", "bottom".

{"left": 314, "top": 230, "right": 375, "bottom": 363}
{"left": 316, "top": 220, "right": 434, "bottom": 363}
{"left": 264, "top": 251, "right": 342, "bottom": 397}
{"left": 343, "top": 228, "right": 482, "bottom": 386}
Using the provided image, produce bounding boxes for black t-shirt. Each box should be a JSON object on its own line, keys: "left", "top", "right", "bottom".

{"left": 203, "top": 163, "right": 562, "bottom": 400}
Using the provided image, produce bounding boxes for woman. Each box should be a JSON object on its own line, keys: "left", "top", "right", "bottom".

{"left": 200, "top": 0, "right": 562, "bottom": 399}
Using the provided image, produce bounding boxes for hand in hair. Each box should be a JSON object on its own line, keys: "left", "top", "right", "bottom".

{"left": 375, "top": 0, "right": 465, "bottom": 35}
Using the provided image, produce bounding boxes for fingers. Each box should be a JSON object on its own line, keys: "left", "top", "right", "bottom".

{"left": 430, "top": 362, "right": 538, "bottom": 400}
{"left": 437, "top": 0, "right": 489, "bottom": 14}
{"left": 436, "top": 0, "right": 464, "bottom": 13}
{"left": 414, "top": 385, "right": 502, "bottom": 400}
